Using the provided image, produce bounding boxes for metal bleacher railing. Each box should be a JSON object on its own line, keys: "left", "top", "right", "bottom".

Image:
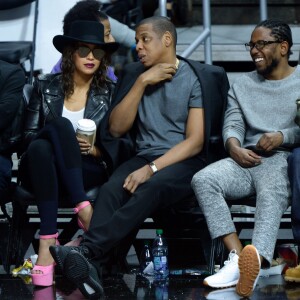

{"left": 159, "top": 0, "right": 268, "bottom": 65}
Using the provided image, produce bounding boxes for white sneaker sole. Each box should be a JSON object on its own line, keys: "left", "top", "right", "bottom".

{"left": 203, "top": 279, "right": 238, "bottom": 289}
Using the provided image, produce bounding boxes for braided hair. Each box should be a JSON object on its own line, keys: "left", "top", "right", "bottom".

{"left": 256, "top": 19, "right": 293, "bottom": 58}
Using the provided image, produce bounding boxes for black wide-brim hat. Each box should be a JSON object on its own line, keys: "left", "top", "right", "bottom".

{"left": 53, "top": 20, "right": 119, "bottom": 54}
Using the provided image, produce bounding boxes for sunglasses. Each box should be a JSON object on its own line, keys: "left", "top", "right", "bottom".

{"left": 76, "top": 46, "right": 105, "bottom": 60}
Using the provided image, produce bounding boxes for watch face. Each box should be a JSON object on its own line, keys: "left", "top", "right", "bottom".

{"left": 149, "top": 162, "right": 158, "bottom": 173}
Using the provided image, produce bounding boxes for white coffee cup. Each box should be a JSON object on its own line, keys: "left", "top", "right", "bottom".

{"left": 76, "top": 119, "right": 96, "bottom": 145}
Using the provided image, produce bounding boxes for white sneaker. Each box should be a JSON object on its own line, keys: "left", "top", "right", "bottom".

{"left": 206, "top": 287, "right": 241, "bottom": 300}
{"left": 203, "top": 250, "right": 239, "bottom": 288}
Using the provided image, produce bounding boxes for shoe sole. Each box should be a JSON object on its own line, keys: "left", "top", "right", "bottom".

{"left": 49, "top": 246, "right": 64, "bottom": 274}
{"left": 203, "top": 279, "right": 238, "bottom": 288}
{"left": 64, "top": 250, "right": 103, "bottom": 299}
{"left": 31, "top": 264, "right": 55, "bottom": 286}
{"left": 284, "top": 276, "right": 300, "bottom": 283}
{"left": 236, "top": 245, "right": 260, "bottom": 298}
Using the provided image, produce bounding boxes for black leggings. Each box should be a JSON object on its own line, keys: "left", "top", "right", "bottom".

{"left": 20, "top": 117, "right": 108, "bottom": 235}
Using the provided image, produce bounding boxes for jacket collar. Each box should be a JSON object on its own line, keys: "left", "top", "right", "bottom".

{"left": 43, "top": 73, "right": 111, "bottom": 97}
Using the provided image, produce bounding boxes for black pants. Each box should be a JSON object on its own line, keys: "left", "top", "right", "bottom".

{"left": 82, "top": 154, "right": 206, "bottom": 261}
{"left": 19, "top": 117, "right": 108, "bottom": 235}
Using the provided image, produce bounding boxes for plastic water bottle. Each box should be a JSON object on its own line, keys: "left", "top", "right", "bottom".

{"left": 139, "top": 240, "right": 152, "bottom": 274}
{"left": 154, "top": 279, "right": 169, "bottom": 300}
{"left": 152, "top": 229, "right": 169, "bottom": 280}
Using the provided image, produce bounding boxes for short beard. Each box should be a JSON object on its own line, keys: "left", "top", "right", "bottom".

{"left": 257, "top": 58, "right": 279, "bottom": 76}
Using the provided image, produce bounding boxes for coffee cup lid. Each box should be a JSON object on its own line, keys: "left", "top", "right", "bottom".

{"left": 76, "top": 119, "right": 96, "bottom": 131}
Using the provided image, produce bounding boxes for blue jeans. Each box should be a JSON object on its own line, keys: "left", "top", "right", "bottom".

{"left": 288, "top": 148, "right": 300, "bottom": 243}
{"left": 0, "top": 154, "right": 12, "bottom": 195}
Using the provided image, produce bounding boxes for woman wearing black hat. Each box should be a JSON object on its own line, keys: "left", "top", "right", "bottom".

{"left": 19, "top": 20, "right": 119, "bottom": 287}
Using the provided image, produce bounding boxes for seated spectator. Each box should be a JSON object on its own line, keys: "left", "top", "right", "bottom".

{"left": 51, "top": 0, "right": 118, "bottom": 81}
{"left": 101, "top": 0, "right": 130, "bottom": 24}
{"left": 19, "top": 20, "right": 119, "bottom": 287}
{"left": 0, "top": 60, "right": 25, "bottom": 201}
{"left": 191, "top": 19, "right": 300, "bottom": 298}
{"left": 287, "top": 148, "right": 300, "bottom": 244}
{"left": 49, "top": 16, "right": 229, "bottom": 299}
{"left": 285, "top": 147, "right": 300, "bottom": 281}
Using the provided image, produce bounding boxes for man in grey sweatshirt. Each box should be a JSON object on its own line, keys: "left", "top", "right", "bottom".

{"left": 192, "top": 19, "right": 300, "bottom": 298}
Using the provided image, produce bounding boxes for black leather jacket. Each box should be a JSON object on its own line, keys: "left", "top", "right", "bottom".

{"left": 0, "top": 61, "right": 26, "bottom": 156}
{"left": 23, "top": 73, "right": 115, "bottom": 153}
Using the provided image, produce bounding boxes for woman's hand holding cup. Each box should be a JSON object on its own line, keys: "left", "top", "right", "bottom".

{"left": 76, "top": 119, "right": 96, "bottom": 156}
{"left": 76, "top": 136, "right": 93, "bottom": 155}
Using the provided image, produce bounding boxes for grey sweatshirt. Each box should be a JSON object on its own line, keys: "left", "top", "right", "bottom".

{"left": 223, "top": 65, "right": 300, "bottom": 149}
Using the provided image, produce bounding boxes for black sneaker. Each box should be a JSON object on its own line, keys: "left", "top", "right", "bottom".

{"left": 64, "top": 250, "right": 104, "bottom": 299}
{"left": 49, "top": 245, "right": 91, "bottom": 273}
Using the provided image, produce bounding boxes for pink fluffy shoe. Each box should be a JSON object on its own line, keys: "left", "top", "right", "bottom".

{"left": 31, "top": 233, "right": 59, "bottom": 287}
{"left": 32, "top": 264, "right": 55, "bottom": 286}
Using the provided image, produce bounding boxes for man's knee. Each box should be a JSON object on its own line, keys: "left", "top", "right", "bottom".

{"left": 98, "top": 175, "right": 126, "bottom": 199}
{"left": 191, "top": 167, "right": 217, "bottom": 192}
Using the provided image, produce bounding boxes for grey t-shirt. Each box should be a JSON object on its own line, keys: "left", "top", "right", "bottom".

{"left": 136, "top": 60, "right": 203, "bottom": 156}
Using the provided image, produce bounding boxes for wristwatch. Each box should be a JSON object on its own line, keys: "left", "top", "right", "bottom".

{"left": 149, "top": 162, "right": 158, "bottom": 174}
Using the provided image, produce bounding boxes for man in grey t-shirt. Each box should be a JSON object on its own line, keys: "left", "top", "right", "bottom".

{"left": 192, "top": 20, "right": 300, "bottom": 298}
{"left": 50, "top": 16, "right": 229, "bottom": 298}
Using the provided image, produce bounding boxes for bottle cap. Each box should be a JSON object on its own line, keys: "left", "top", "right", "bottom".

{"left": 156, "top": 229, "right": 163, "bottom": 235}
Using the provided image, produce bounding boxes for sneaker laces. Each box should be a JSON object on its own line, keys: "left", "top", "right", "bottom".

{"left": 218, "top": 250, "right": 238, "bottom": 274}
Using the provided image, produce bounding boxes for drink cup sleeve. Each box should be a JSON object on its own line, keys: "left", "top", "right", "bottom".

{"left": 76, "top": 129, "right": 96, "bottom": 145}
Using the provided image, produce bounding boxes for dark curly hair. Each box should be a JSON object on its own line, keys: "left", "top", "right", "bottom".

{"left": 61, "top": 43, "right": 111, "bottom": 98}
{"left": 255, "top": 19, "right": 293, "bottom": 58}
{"left": 63, "top": 0, "right": 108, "bottom": 35}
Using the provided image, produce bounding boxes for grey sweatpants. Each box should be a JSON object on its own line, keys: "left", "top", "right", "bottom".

{"left": 191, "top": 152, "right": 290, "bottom": 265}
